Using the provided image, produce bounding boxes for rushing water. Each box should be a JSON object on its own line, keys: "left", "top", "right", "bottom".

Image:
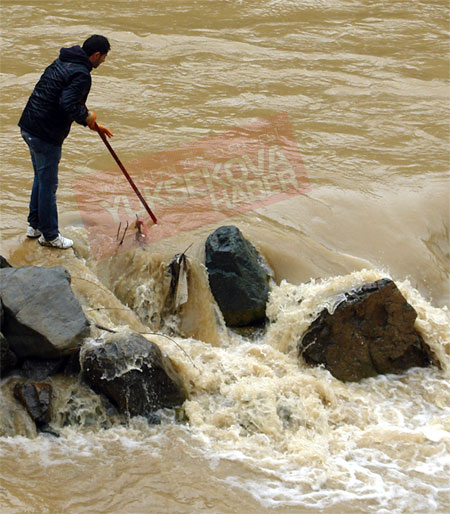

{"left": 1, "top": 1, "right": 449, "bottom": 513}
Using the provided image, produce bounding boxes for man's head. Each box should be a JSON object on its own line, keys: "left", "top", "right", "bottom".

{"left": 82, "top": 35, "right": 110, "bottom": 68}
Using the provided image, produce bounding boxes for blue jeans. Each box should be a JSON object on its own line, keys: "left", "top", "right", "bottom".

{"left": 21, "top": 129, "right": 62, "bottom": 241}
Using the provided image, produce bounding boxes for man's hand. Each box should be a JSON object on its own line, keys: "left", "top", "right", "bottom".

{"left": 85, "top": 110, "right": 97, "bottom": 129}
{"left": 86, "top": 110, "right": 113, "bottom": 138}
{"left": 96, "top": 124, "right": 114, "bottom": 138}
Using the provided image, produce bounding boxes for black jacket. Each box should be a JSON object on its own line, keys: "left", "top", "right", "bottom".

{"left": 19, "top": 45, "right": 92, "bottom": 145}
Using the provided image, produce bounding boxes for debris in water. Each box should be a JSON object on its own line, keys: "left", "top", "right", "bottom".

{"left": 119, "top": 221, "right": 129, "bottom": 245}
{"left": 169, "top": 244, "right": 193, "bottom": 309}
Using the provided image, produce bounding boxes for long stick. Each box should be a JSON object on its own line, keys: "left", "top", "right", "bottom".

{"left": 95, "top": 123, "right": 157, "bottom": 224}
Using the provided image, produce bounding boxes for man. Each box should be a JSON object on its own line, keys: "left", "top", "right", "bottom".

{"left": 19, "top": 34, "right": 113, "bottom": 249}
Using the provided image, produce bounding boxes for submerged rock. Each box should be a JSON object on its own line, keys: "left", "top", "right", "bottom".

{"left": 229, "top": 322, "right": 267, "bottom": 341}
{"left": 39, "top": 424, "right": 60, "bottom": 437}
{"left": 13, "top": 381, "right": 53, "bottom": 427}
{"left": 50, "top": 374, "right": 120, "bottom": 429}
{"left": 0, "top": 266, "right": 90, "bottom": 359}
{"left": 205, "top": 225, "right": 271, "bottom": 327}
{"left": 299, "top": 278, "right": 431, "bottom": 382}
{"left": 81, "top": 332, "right": 187, "bottom": 418}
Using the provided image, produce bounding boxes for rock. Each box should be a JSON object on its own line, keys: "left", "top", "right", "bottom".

{"left": 229, "top": 322, "right": 267, "bottom": 341}
{"left": 299, "top": 278, "right": 431, "bottom": 382}
{"left": 0, "top": 256, "right": 12, "bottom": 268}
{"left": 81, "top": 332, "right": 187, "bottom": 418}
{"left": 0, "top": 332, "right": 18, "bottom": 376}
{"left": 13, "top": 381, "right": 52, "bottom": 426}
{"left": 0, "top": 383, "right": 38, "bottom": 438}
{"left": 0, "top": 266, "right": 90, "bottom": 359}
{"left": 205, "top": 226, "right": 271, "bottom": 326}
{"left": 39, "top": 424, "right": 60, "bottom": 437}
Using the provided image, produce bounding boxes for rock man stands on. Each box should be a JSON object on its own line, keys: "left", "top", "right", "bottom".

{"left": 18, "top": 35, "right": 113, "bottom": 249}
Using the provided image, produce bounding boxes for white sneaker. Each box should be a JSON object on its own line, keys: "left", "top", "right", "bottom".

{"left": 38, "top": 234, "right": 73, "bottom": 249}
{"left": 26, "top": 226, "right": 42, "bottom": 238}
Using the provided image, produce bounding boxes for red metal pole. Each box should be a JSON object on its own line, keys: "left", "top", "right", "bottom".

{"left": 95, "top": 123, "right": 157, "bottom": 224}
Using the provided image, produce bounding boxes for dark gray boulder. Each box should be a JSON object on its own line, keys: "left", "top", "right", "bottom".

{"left": 81, "top": 332, "right": 187, "bottom": 418}
{"left": 13, "top": 381, "right": 52, "bottom": 427}
{"left": 0, "top": 266, "right": 90, "bottom": 359}
{"left": 299, "top": 278, "right": 432, "bottom": 382}
{"left": 0, "top": 382, "right": 38, "bottom": 438}
{"left": 205, "top": 225, "right": 271, "bottom": 326}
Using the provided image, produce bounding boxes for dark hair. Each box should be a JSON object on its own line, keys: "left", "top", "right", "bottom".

{"left": 82, "top": 35, "right": 110, "bottom": 56}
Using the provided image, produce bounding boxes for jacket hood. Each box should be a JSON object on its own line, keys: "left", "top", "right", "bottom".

{"left": 59, "top": 45, "right": 92, "bottom": 71}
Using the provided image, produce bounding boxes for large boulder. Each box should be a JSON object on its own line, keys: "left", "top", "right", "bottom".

{"left": 0, "top": 266, "right": 90, "bottom": 359}
{"left": 205, "top": 225, "right": 271, "bottom": 326}
{"left": 299, "top": 278, "right": 431, "bottom": 382}
{"left": 81, "top": 332, "right": 187, "bottom": 418}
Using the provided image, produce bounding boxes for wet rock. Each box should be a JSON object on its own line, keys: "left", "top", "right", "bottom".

{"left": 0, "top": 256, "right": 12, "bottom": 268}
{"left": 205, "top": 225, "right": 271, "bottom": 326}
{"left": 146, "top": 412, "right": 162, "bottom": 425}
{"left": 0, "top": 332, "right": 18, "bottom": 376}
{"left": 299, "top": 278, "right": 431, "bottom": 382}
{"left": 229, "top": 322, "right": 267, "bottom": 341}
{"left": 0, "top": 383, "right": 38, "bottom": 438}
{"left": 13, "top": 381, "right": 52, "bottom": 426}
{"left": 81, "top": 332, "right": 187, "bottom": 418}
{"left": 0, "top": 266, "right": 90, "bottom": 359}
{"left": 39, "top": 424, "right": 60, "bottom": 437}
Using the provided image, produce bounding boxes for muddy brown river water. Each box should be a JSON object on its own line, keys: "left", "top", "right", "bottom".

{"left": 1, "top": 1, "right": 449, "bottom": 513}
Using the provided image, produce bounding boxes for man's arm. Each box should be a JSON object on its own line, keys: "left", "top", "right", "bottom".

{"left": 59, "top": 72, "right": 91, "bottom": 124}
